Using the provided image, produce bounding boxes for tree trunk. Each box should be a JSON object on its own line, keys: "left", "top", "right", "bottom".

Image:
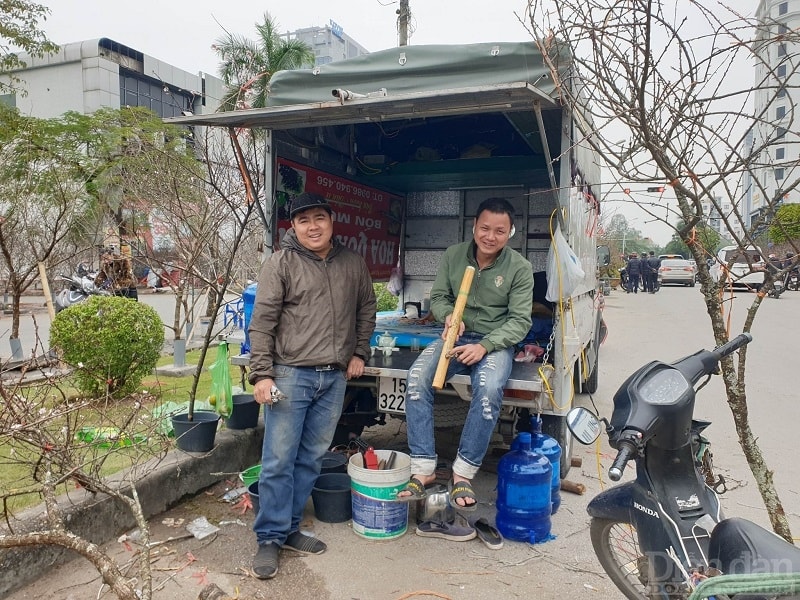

{"left": 0, "top": 531, "right": 139, "bottom": 600}
{"left": 708, "top": 286, "right": 793, "bottom": 542}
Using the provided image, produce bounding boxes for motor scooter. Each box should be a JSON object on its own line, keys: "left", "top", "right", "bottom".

{"left": 566, "top": 333, "right": 800, "bottom": 599}
{"left": 768, "top": 276, "right": 785, "bottom": 298}
{"left": 620, "top": 266, "right": 629, "bottom": 292}
{"left": 54, "top": 263, "right": 138, "bottom": 311}
{"left": 54, "top": 264, "right": 111, "bottom": 312}
{"left": 785, "top": 270, "right": 800, "bottom": 292}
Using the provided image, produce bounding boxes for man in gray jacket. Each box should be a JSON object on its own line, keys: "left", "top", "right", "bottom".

{"left": 247, "top": 192, "right": 376, "bottom": 579}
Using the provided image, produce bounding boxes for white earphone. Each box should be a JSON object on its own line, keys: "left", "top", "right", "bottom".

{"left": 472, "top": 225, "right": 515, "bottom": 238}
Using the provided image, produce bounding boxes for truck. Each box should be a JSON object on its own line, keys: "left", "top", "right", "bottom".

{"left": 172, "top": 41, "right": 606, "bottom": 478}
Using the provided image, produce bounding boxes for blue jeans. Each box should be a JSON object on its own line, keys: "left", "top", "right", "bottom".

{"left": 253, "top": 365, "right": 346, "bottom": 546}
{"left": 404, "top": 333, "right": 514, "bottom": 480}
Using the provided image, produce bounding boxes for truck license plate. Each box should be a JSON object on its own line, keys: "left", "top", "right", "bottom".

{"left": 378, "top": 377, "right": 406, "bottom": 414}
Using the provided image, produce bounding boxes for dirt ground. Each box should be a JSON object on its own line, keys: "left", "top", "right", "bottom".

{"left": 4, "top": 421, "right": 622, "bottom": 600}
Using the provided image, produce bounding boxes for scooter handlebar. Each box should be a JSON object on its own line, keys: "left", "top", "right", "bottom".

{"left": 712, "top": 332, "right": 752, "bottom": 360}
{"left": 608, "top": 439, "right": 637, "bottom": 481}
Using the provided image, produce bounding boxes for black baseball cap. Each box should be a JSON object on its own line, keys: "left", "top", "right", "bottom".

{"left": 289, "top": 192, "right": 332, "bottom": 219}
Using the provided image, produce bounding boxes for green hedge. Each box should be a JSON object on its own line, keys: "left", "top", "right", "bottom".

{"left": 50, "top": 296, "right": 164, "bottom": 398}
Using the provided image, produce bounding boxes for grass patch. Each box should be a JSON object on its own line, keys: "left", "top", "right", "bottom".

{"left": 0, "top": 349, "right": 247, "bottom": 512}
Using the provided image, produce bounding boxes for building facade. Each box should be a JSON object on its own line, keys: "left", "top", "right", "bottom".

{"left": 0, "top": 38, "right": 226, "bottom": 265}
{"left": 702, "top": 197, "right": 744, "bottom": 240}
{"left": 281, "top": 20, "right": 369, "bottom": 66}
{"left": 749, "top": 0, "right": 800, "bottom": 225}
{"left": 0, "top": 37, "right": 224, "bottom": 120}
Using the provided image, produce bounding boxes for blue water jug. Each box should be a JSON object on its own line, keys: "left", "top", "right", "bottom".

{"left": 496, "top": 432, "right": 553, "bottom": 543}
{"left": 241, "top": 283, "right": 258, "bottom": 354}
{"left": 530, "top": 416, "right": 562, "bottom": 514}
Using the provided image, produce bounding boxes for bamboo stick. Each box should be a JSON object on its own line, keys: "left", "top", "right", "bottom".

{"left": 433, "top": 266, "right": 475, "bottom": 389}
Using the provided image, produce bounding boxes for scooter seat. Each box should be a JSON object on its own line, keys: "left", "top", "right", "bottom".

{"left": 709, "top": 517, "right": 800, "bottom": 575}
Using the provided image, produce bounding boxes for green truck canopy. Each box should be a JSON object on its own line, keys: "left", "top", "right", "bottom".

{"left": 168, "top": 41, "right": 569, "bottom": 130}
{"left": 166, "top": 41, "right": 594, "bottom": 193}
{"left": 267, "top": 41, "right": 560, "bottom": 107}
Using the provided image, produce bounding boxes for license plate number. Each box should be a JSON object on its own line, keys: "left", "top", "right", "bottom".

{"left": 378, "top": 378, "right": 406, "bottom": 414}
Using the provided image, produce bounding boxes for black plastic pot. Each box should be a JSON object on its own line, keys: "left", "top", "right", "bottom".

{"left": 171, "top": 411, "right": 220, "bottom": 452}
{"left": 311, "top": 473, "right": 352, "bottom": 523}
{"left": 320, "top": 451, "right": 348, "bottom": 475}
{"left": 248, "top": 481, "right": 260, "bottom": 515}
{"left": 224, "top": 394, "right": 260, "bottom": 430}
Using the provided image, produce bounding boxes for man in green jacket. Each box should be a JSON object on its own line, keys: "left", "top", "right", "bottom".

{"left": 398, "top": 197, "right": 533, "bottom": 515}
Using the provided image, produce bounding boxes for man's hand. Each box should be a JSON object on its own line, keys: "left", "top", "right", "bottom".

{"left": 346, "top": 356, "right": 365, "bottom": 380}
{"left": 447, "top": 343, "right": 487, "bottom": 366}
{"left": 253, "top": 378, "right": 277, "bottom": 406}
{"left": 442, "top": 313, "right": 465, "bottom": 341}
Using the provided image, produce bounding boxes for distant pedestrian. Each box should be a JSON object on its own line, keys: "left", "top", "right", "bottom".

{"left": 646, "top": 251, "right": 661, "bottom": 293}
{"left": 641, "top": 256, "right": 651, "bottom": 293}
{"left": 626, "top": 254, "right": 642, "bottom": 293}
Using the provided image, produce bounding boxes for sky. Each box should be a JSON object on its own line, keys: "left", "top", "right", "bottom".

{"left": 37, "top": 0, "right": 758, "bottom": 247}
{"left": 40, "top": 0, "right": 538, "bottom": 74}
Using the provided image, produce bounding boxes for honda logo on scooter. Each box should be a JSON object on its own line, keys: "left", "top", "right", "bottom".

{"left": 633, "top": 501, "right": 659, "bottom": 519}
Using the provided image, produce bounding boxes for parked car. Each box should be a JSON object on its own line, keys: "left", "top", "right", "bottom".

{"left": 659, "top": 258, "right": 696, "bottom": 286}
{"left": 688, "top": 259, "right": 699, "bottom": 282}
{"left": 710, "top": 245, "right": 765, "bottom": 290}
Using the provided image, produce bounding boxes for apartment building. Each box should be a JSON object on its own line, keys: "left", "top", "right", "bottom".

{"left": 0, "top": 37, "right": 224, "bottom": 120}
{"left": 281, "top": 20, "right": 369, "bottom": 66}
{"left": 748, "top": 0, "right": 800, "bottom": 225}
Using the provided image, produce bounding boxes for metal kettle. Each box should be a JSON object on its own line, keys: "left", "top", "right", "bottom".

{"left": 414, "top": 483, "right": 455, "bottom": 524}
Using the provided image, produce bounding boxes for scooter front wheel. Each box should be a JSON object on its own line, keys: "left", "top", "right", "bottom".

{"left": 590, "top": 517, "right": 649, "bottom": 600}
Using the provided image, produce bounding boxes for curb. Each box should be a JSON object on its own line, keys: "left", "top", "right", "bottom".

{"left": 0, "top": 423, "right": 263, "bottom": 598}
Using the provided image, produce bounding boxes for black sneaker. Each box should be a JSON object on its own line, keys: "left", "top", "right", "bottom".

{"left": 253, "top": 542, "right": 279, "bottom": 579}
{"left": 283, "top": 531, "right": 327, "bottom": 555}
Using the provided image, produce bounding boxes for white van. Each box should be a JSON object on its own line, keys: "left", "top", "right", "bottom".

{"left": 710, "top": 245, "right": 765, "bottom": 289}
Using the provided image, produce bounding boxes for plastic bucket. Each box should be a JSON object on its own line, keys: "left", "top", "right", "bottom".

{"left": 239, "top": 464, "right": 261, "bottom": 488}
{"left": 225, "top": 394, "right": 260, "bottom": 430}
{"left": 311, "top": 473, "right": 352, "bottom": 523}
{"left": 248, "top": 481, "right": 260, "bottom": 514}
{"left": 320, "top": 451, "right": 348, "bottom": 475}
{"left": 347, "top": 450, "right": 410, "bottom": 540}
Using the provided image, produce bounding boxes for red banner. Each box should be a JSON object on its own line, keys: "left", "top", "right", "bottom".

{"left": 275, "top": 158, "right": 403, "bottom": 280}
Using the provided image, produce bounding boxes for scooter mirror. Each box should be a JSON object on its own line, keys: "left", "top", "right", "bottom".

{"left": 566, "top": 407, "right": 602, "bottom": 445}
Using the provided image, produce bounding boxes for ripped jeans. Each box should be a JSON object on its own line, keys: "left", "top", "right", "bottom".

{"left": 404, "top": 332, "right": 514, "bottom": 480}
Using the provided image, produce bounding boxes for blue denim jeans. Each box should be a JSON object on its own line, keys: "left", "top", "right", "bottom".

{"left": 404, "top": 333, "right": 514, "bottom": 480}
{"left": 253, "top": 365, "right": 346, "bottom": 545}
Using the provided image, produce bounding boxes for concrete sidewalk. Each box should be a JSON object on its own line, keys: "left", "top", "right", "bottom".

{"left": 1, "top": 418, "right": 620, "bottom": 600}
{"left": 0, "top": 423, "right": 264, "bottom": 598}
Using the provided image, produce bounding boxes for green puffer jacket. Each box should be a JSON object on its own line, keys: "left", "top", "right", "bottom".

{"left": 430, "top": 241, "right": 533, "bottom": 353}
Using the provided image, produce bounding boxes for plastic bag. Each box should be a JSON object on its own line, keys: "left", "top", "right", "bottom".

{"left": 546, "top": 225, "right": 585, "bottom": 302}
{"left": 387, "top": 264, "right": 403, "bottom": 296}
{"left": 209, "top": 342, "right": 233, "bottom": 418}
